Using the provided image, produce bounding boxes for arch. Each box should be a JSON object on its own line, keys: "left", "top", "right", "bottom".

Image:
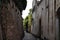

{"left": 56, "top": 7, "right": 60, "bottom": 40}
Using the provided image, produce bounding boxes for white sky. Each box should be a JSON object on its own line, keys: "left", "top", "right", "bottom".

{"left": 22, "top": 0, "right": 33, "bottom": 19}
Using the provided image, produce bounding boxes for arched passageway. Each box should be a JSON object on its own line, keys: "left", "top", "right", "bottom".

{"left": 57, "top": 7, "right": 60, "bottom": 40}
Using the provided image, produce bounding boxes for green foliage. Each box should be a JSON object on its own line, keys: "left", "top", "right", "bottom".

{"left": 23, "top": 16, "right": 28, "bottom": 30}
{"left": 23, "top": 9, "right": 32, "bottom": 31}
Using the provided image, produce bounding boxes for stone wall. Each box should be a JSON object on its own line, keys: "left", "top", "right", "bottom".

{"left": 1, "top": 0, "right": 24, "bottom": 40}
{"left": 32, "top": 0, "right": 60, "bottom": 40}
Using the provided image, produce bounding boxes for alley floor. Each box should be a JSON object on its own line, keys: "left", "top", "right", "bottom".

{"left": 23, "top": 31, "right": 40, "bottom": 40}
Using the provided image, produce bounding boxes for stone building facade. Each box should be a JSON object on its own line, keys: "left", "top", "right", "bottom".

{"left": 0, "top": 0, "right": 26, "bottom": 40}
{"left": 31, "top": 0, "right": 60, "bottom": 40}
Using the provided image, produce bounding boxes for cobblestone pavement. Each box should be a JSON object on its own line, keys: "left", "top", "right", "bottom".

{"left": 23, "top": 31, "right": 40, "bottom": 40}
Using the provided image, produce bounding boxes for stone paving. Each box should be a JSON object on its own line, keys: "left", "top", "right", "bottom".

{"left": 23, "top": 31, "right": 40, "bottom": 40}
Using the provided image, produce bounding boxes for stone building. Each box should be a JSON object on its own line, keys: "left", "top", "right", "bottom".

{"left": 0, "top": 0, "right": 26, "bottom": 40}
{"left": 31, "top": 0, "right": 60, "bottom": 40}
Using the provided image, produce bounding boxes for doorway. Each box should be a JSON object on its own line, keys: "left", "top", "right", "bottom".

{"left": 57, "top": 7, "right": 60, "bottom": 40}
{"left": 39, "top": 19, "right": 42, "bottom": 40}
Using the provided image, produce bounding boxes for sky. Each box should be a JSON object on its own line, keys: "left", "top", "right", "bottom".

{"left": 22, "top": 0, "right": 33, "bottom": 19}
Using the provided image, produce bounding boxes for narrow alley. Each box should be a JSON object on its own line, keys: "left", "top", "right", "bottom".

{"left": 0, "top": 0, "right": 60, "bottom": 40}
